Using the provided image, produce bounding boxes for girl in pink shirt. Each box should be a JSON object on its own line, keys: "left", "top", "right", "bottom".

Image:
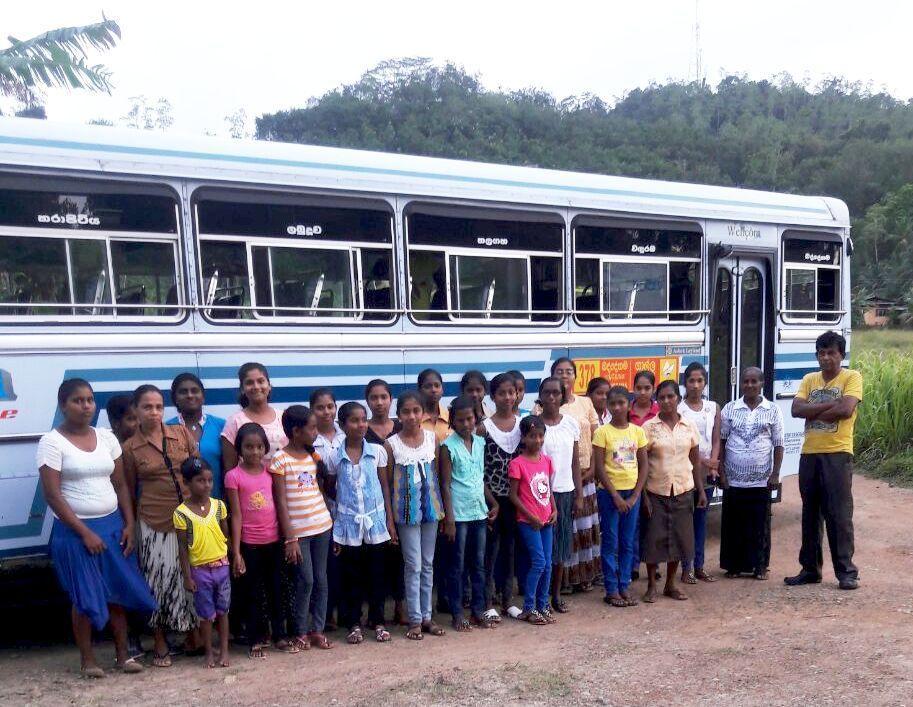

{"left": 224, "top": 423, "right": 287, "bottom": 658}
{"left": 509, "top": 416, "right": 557, "bottom": 626}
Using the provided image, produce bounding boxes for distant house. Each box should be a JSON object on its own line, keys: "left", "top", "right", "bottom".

{"left": 862, "top": 295, "right": 905, "bottom": 327}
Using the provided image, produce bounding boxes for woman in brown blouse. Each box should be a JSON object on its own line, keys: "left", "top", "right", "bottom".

{"left": 123, "top": 384, "right": 199, "bottom": 668}
{"left": 640, "top": 380, "right": 707, "bottom": 604}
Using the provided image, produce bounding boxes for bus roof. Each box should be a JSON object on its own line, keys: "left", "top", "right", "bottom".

{"left": 0, "top": 117, "right": 849, "bottom": 228}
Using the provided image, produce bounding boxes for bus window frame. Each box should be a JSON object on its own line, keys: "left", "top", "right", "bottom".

{"left": 571, "top": 216, "right": 705, "bottom": 325}
{"left": 403, "top": 202, "right": 566, "bottom": 326}
{"left": 0, "top": 214, "right": 185, "bottom": 324}
{"left": 780, "top": 233, "right": 843, "bottom": 325}
{"left": 192, "top": 190, "right": 398, "bottom": 325}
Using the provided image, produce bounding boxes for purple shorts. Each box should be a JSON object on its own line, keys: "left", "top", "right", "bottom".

{"left": 191, "top": 563, "right": 231, "bottom": 621}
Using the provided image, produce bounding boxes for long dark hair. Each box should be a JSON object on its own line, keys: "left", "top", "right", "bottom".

{"left": 282, "top": 405, "right": 328, "bottom": 477}
{"left": 233, "top": 422, "right": 269, "bottom": 459}
{"left": 132, "top": 384, "right": 164, "bottom": 408}
{"left": 57, "top": 378, "right": 92, "bottom": 408}
{"left": 396, "top": 389, "right": 425, "bottom": 416}
{"left": 237, "top": 362, "right": 271, "bottom": 408}
{"left": 448, "top": 395, "right": 478, "bottom": 428}
{"left": 550, "top": 357, "right": 576, "bottom": 377}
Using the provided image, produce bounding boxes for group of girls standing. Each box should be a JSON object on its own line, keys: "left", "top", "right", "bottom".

{"left": 38, "top": 356, "right": 733, "bottom": 676}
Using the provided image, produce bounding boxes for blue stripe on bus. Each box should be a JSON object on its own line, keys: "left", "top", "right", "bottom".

{"left": 0, "top": 134, "right": 833, "bottom": 216}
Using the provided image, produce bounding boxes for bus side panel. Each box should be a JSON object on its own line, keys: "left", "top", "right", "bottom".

{"left": 193, "top": 348, "right": 408, "bottom": 424}
{"left": 0, "top": 350, "right": 198, "bottom": 559}
{"left": 773, "top": 343, "right": 820, "bottom": 479}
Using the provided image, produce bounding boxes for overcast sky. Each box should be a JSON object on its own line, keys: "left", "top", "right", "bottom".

{"left": 5, "top": 1, "right": 912, "bottom": 137}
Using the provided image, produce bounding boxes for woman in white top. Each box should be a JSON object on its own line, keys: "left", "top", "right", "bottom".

{"left": 37, "top": 379, "right": 155, "bottom": 678}
{"left": 677, "top": 363, "right": 721, "bottom": 583}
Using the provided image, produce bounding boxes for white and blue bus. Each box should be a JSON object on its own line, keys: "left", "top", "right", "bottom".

{"left": 0, "top": 118, "right": 851, "bottom": 560}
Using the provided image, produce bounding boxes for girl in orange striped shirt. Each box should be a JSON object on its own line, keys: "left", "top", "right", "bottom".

{"left": 270, "top": 406, "right": 334, "bottom": 651}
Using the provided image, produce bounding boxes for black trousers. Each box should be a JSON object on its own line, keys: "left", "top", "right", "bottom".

{"left": 798, "top": 452, "right": 858, "bottom": 581}
{"left": 484, "top": 497, "right": 516, "bottom": 606}
{"left": 240, "top": 541, "right": 286, "bottom": 644}
{"left": 338, "top": 543, "right": 387, "bottom": 629}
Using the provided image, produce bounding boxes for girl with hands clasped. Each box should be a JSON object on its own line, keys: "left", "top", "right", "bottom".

{"left": 592, "top": 386, "right": 648, "bottom": 607}
{"left": 440, "top": 396, "right": 500, "bottom": 631}
{"left": 38, "top": 379, "right": 155, "bottom": 678}
{"left": 509, "top": 416, "right": 558, "bottom": 626}
{"left": 269, "top": 406, "right": 334, "bottom": 652}
{"left": 225, "top": 423, "right": 288, "bottom": 659}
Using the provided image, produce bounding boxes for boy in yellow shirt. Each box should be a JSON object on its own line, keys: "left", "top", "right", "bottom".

{"left": 592, "top": 386, "right": 648, "bottom": 607}
{"left": 786, "top": 331, "right": 863, "bottom": 591}
{"left": 174, "top": 458, "right": 231, "bottom": 667}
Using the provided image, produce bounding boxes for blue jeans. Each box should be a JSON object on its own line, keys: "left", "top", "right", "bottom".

{"left": 597, "top": 489, "right": 640, "bottom": 595}
{"left": 397, "top": 522, "right": 439, "bottom": 624}
{"left": 683, "top": 498, "right": 707, "bottom": 572}
{"left": 517, "top": 522, "right": 553, "bottom": 612}
{"left": 445, "top": 520, "right": 487, "bottom": 619}
{"left": 294, "top": 529, "right": 331, "bottom": 634}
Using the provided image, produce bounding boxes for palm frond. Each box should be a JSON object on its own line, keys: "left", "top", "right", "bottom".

{"left": 0, "top": 18, "right": 119, "bottom": 93}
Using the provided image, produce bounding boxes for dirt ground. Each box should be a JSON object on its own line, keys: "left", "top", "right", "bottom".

{"left": 2, "top": 473, "right": 912, "bottom": 707}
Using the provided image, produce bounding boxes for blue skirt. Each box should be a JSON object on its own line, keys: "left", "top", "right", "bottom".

{"left": 50, "top": 511, "right": 157, "bottom": 630}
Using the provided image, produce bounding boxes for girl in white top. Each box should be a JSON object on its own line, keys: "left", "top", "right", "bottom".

{"left": 221, "top": 363, "right": 288, "bottom": 469}
{"left": 677, "top": 362, "right": 721, "bottom": 583}
{"left": 536, "top": 376, "right": 582, "bottom": 615}
{"left": 37, "top": 378, "right": 154, "bottom": 677}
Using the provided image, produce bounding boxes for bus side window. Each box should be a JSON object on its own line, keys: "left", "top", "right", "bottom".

{"left": 110, "top": 240, "right": 178, "bottom": 317}
{"left": 409, "top": 250, "right": 446, "bottom": 320}
{"left": 362, "top": 248, "right": 395, "bottom": 321}
{"left": 0, "top": 235, "right": 69, "bottom": 315}
{"left": 574, "top": 258, "right": 600, "bottom": 322}
{"left": 200, "top": 241, "right": 251, "bottom": 319}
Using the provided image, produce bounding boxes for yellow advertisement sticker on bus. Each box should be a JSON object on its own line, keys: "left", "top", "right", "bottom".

{"left": 572, "top": 356, "right": 679, "bottom": 395}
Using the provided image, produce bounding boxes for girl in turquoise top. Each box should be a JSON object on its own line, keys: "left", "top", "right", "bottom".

{"left": 384, "top": 390, "right": 444, "bottom": 640}
{"left": 440, "top": 396, "right": 499, "bottom": 631}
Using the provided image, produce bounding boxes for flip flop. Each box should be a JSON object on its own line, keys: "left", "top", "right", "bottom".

{"left": 151, "top": 651, "right": 172, "bottom": 668}
{"left": 80, "top": 665, "right": 106, "bottom": 679}
{"left": 483, "top": 608, "right": 502, "bottom": 624}
{"left": 421, "top": 621, "right": 445, "bottom": 636}
{"left": 113, "top": 657, "right": 143, "bottom": 674}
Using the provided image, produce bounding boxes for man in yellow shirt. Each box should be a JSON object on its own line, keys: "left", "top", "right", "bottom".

{"left": 785, "top": 331, "right": 863, "bottom": 591}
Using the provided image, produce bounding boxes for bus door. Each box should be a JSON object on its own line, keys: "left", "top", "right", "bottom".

{"left": 709, "top": 255, "right": 772, "bottom": 408}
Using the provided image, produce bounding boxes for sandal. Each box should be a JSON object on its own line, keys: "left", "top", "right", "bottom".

{"left": 374, "top": 625, "right": 391, "bottom": 642}
{"left": 540, "top": 607, "right": 558, "bottom": 624}
{"left": 274, "top": 638, "right": 300, "bottom": 654}
{"left": 482, "top": 608, "right": 502, "bottom": 624}
{"left": 695, "top": 569, "right": 717, "bottom": 583}
{"left": 469, "top": 614, "right": 496, "bottom": 629}
{"left": 681, "top": 570, "right": 698, "bottom": 585}
{"left": 421, "top": 621, "right": 445, "bottom": 637}
{"left": 113, "top": 657, "right": 143, "bottom": 674}
{"left": 603, "top": 595, "right": 628, "bottom": 608}
{"left": 518, "top": 610, "right": 548, "bottom": 626}
{"left": 663, "top": 588, "right": 689, "bottom": 601}
{"left": 452, "top": 617, "right": 473, "bottom": 632}
{"left": 248, "top": 644, "right": 267, "bottom": 659}
{"left": 346, "top": 627, "right": 364, "bottom": 645}
{"left": 405, "top": 625, "right": 423, "bottom": 641}
{"left": 151, "top": 651, "right": 172, "bottom": 668}
{"left": 309, "top": 633, "right": 333, "bottom": 649}
{"left": 292, "top": 635, "right": 311, "bottom": 651}
{"left": 80, "top": 665, "right": 106, "bottom": 679}
{"left": 551, "top": 599, "right": 570, "bottom": 614}
{"left": 578, "top": 581, "right": 594, "bottom": 593}
{"left": 622, "top": 593, "right": 639, "bottom": 607}
{"left": 753, "top": 570, "right": 770, "bottom": 580}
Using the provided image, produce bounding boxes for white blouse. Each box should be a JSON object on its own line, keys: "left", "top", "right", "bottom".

{"left": 543, "top": 415, "right": 581, "bottom": 493}
{"left": 36, "top": 428, "right": 122, "bottom": 519}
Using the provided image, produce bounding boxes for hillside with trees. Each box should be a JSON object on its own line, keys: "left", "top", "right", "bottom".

{"left": 257, "top": 58, "right": 913, "bottom": 312}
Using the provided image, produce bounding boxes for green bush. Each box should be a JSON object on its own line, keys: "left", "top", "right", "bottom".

{"left": 854, "top": 348, "right": 913, "bottom": 485}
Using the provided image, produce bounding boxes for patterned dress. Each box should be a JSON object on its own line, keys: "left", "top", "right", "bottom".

{"left": 561, "top": 395, "right": 601, "bottom": 587}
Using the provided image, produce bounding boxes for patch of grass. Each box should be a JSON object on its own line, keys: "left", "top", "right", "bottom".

{"left": 853, "top": 342, "right": 913, "bottom": 487}
{"left": 853, "top": 329, "right": 913, "bottom": 355}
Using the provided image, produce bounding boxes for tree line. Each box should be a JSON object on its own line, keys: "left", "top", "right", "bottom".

{"left": 257, "top": 58, "right": 913, "bottom": 313}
